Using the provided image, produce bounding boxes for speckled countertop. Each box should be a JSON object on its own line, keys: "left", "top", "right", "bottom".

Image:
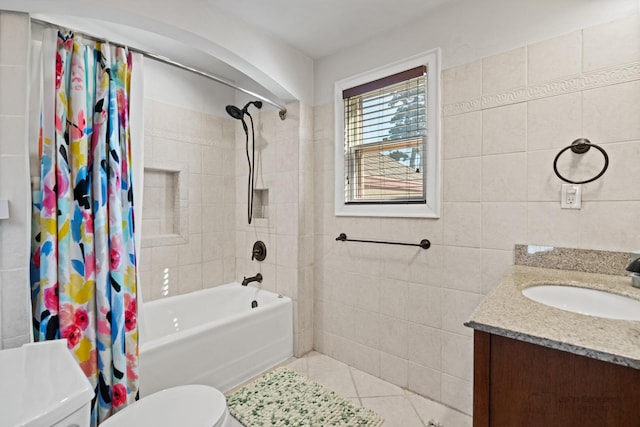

{"left": 465, "top": 265, "right": 640, "bottom": 370}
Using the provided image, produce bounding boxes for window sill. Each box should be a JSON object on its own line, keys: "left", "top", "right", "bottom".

{"left": 335, "top": 202, "right": 440, "bottom": 218}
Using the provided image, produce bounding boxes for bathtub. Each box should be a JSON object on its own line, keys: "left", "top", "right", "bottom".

{"left": 139, "top": 282, "right": 293, "bottom": 396}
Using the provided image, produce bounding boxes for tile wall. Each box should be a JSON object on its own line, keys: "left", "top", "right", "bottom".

{"left": 313, "top": 13, "right": 640, "bottom": 415}
{"left": 0, "top": 12, "right": 31, "bottom": 349}
{"left": 234, "top": 101, "right": 315, "bottom": 357}
{"left": 140, "top": 99, "right": 237, "bottom": 301}
{"left": 142, "top": 98, "right": 314, "bottom": 356}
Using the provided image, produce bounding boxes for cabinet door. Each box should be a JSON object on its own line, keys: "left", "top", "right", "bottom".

{"left": 485, "top": 333, "right": 640, "bottom": 427}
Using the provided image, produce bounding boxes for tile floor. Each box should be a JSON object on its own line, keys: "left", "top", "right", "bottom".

{"left": 280, "top": 351, "right": 472, "bottom": 427}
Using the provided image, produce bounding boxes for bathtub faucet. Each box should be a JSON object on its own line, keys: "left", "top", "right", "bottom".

{"left": 242, "top": 273, "right": 263, "bottom": 286}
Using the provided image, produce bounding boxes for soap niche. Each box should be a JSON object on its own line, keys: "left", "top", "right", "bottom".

{"left": 253, "top": 188, "right": 269, "bottom": 219}
{"left": 142, "top": 161, "right": 188, "bottom": 247}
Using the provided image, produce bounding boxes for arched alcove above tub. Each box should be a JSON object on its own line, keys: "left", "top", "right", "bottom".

{"left": 1, "top": 0, "right": 312, "bottom": 106}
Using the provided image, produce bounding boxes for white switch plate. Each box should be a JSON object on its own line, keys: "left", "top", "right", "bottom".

{"left": 0, "top": 200, "right": 8, "bottom": 219}
{"left": 561, "top": 184, "right": 582, "bottom": 209}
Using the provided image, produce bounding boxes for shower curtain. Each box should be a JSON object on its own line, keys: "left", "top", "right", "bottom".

{"left": 30, "top": 30, "right": 141, "bottom": 426}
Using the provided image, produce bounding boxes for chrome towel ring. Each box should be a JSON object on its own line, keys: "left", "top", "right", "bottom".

{"left": 553, "top": 138, "right": 609, "bottom": 184}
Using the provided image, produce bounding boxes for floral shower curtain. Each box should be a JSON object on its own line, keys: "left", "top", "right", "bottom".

{"left": 30, "top": 31, "right": 139, "bottom": 426}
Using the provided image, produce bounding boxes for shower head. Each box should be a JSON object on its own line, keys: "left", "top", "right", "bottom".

{"left": 225, "top": 100, "right": 263, "bottom": 120}
{"left": 225, "top": 104, "right": 244, "bottom": 120}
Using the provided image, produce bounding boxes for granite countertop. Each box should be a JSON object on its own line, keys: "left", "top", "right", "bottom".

{"left": 465, "top": 265, "right": 640, "bottom": 370}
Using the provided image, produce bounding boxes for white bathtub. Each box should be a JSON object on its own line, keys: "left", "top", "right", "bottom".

{"left": 139, "top": 283, "right": 293, "bottom": 396}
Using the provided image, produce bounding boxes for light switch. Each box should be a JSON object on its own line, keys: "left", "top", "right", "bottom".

{"left": 0, "top": 200, "right": 8, "bottom": 219}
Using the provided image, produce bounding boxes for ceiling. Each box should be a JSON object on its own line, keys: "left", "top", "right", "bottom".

{"left": 209, "top": 0, "right": 454, "bottom": 59}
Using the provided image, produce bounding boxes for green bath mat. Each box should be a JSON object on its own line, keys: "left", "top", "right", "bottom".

{"left": 226, "top": 367, "right": 384, "bottom": 427}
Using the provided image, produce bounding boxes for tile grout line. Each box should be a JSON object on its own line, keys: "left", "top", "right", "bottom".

{"left": 405, "top": 390, "right": 431, "bottom": 427}
{"left": 347, "top": 366, "right": 363, "bottom": 406}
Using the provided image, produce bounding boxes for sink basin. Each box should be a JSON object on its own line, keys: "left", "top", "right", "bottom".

{"left": 522, "top": 284, "right": 640, "bottom": 321}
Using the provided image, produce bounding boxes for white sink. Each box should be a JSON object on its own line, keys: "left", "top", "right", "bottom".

{"left": 522, "top": 284, "right": 640, "bottom": 321}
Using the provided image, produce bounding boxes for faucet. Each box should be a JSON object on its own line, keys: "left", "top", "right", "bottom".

{"left": 242, "top": 273, "right": 263, "bottom": 286}
{"left": 626, "top": 257, "right": 640, "bottom": 288}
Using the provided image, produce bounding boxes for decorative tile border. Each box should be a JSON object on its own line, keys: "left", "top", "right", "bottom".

{"left": 443, "top": 60, "right": 640, "bottom": 117}
{"left": 514, "top": 244, "right": 636, "bottom": 276}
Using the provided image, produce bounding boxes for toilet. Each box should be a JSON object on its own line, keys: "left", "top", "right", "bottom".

{"left": 100, "top": 384, "right": 241, "bottom": 427}
{"left": 1, "top": 340, "right": 240, "bottom": 427}
{"left": 0, "top": 340, "right": 94, "bottom": 427}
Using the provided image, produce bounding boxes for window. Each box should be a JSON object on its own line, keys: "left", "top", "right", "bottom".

{"left": 335, "top": 50, "right": 440, "bottom": 218}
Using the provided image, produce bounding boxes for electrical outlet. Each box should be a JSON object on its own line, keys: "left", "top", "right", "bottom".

{"left": 561, "top": 184, "right": 582, "bottom": 209}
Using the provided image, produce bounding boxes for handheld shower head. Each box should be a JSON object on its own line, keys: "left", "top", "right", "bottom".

{"left": 225, "top": 101, "right": 263, "bottom": 121}
{"left": 225, "top": 104, "right": 244, "bottom": 120}
{"left": 224, "top": 100, "right": 263, "bottom": 225}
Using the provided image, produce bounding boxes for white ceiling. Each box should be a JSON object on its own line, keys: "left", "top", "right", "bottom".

{"left": 209, "top": 0, "right": 454, "bottom": 59}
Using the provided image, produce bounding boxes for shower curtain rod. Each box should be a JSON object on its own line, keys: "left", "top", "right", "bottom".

{"left": 31, "top": 18, "right": 288, "bottom": 120}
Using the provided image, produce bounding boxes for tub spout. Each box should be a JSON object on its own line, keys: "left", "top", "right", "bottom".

{"left": 242, "top": 273, "right": 263, "bottom": 286}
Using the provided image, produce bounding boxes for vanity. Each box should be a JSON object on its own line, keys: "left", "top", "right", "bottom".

{"left": 466, "top": 246, "right": 640, "bottom": 427}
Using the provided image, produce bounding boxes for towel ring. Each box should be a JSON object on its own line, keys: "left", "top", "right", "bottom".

{"left": 553, "top": 138, "right": 609, "bottom": 184}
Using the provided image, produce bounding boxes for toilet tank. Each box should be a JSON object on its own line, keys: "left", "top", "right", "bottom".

{"left": 0, "top": 340, "right": 94, "bottom": 427}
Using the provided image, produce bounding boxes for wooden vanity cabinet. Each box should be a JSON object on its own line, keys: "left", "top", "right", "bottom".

{"left": 473, "top": 331, "right": 640, "bottom": 427}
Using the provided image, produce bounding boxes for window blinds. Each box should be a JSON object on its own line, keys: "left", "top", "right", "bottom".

{"left": 342, "top": 66, "right": 427, "bottom": 204}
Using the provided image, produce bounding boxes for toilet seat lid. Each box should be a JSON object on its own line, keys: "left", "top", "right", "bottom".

{"left": 101, "top": 384, "right": 227, "bottom": 427}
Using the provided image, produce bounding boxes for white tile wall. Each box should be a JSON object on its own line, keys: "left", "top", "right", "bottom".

{"left": 443, "top": 202, "right": 482, "bottom": 247}
{"left": 582, "top": 13, "right": 640, "bottom": 72}
{"left": 480, "top": 249, "right": 513, "bottom": 294}
{"left": 442, "top": 59, "right": 482, "bottom": 105}
{"left": 141, "top": 100, "right": 236, "bottom": 301}
{"left": 527, "top": 31, "right": 582, "bottom": 85}
{"left": 0, "top": 12, "right": 30, "bottom": 349}
{"left": 313, "top": 12, "right": 640, "bottom": 416}
{"left": 379, "top": 351, "right": 409, "bottom": 387}
{"left": 442, "top": 246, "right": 482, "bottom": 294}
{"left": 406, "top": 283, "right": 442, "bottom": 327}
{"left": 442, "top": 111, "right": 482, "bottom": 159}
{"left": 0, "top": 13, "right": 28, "bottom": 66}
{"left": 526, "top": 202, "right": 580, "bottom": 248}
{"left": 482, "top": 47, "right": 526, "bottom": 95}
{"left": 234, "top": 102, "right": 315, "bottom": 357}
{"left": 481, "top": 153, "right": 527, "bottom": 202}
{"left": 0, "top": 66, "right": 27, "bottom": 115}
{"left": 443, "top": 157, "right": 481, "bottom": 202}
{"left": 408, "top": 362, "right": 441, "bottom": 401}
{"left": 481, "top": 103, "right": 527, "bottom": 155}
{"left": 481, "top": 203, "right": 527, "bottom": 250}
{"left": 527, "top": 92, "right": 582, "bottom": 151}
{"left": 441, "top": 331, "right": 473, "bottom": 381}
{"left": 582, "top": 141, "right": 640, "bottom": 201}
{"left": 582, "top": 80, "right": 640, "bottom": 144}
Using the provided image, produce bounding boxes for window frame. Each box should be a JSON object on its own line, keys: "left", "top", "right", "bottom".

{"left": 334, "top": 49, "right": 441, "bottom": 218}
